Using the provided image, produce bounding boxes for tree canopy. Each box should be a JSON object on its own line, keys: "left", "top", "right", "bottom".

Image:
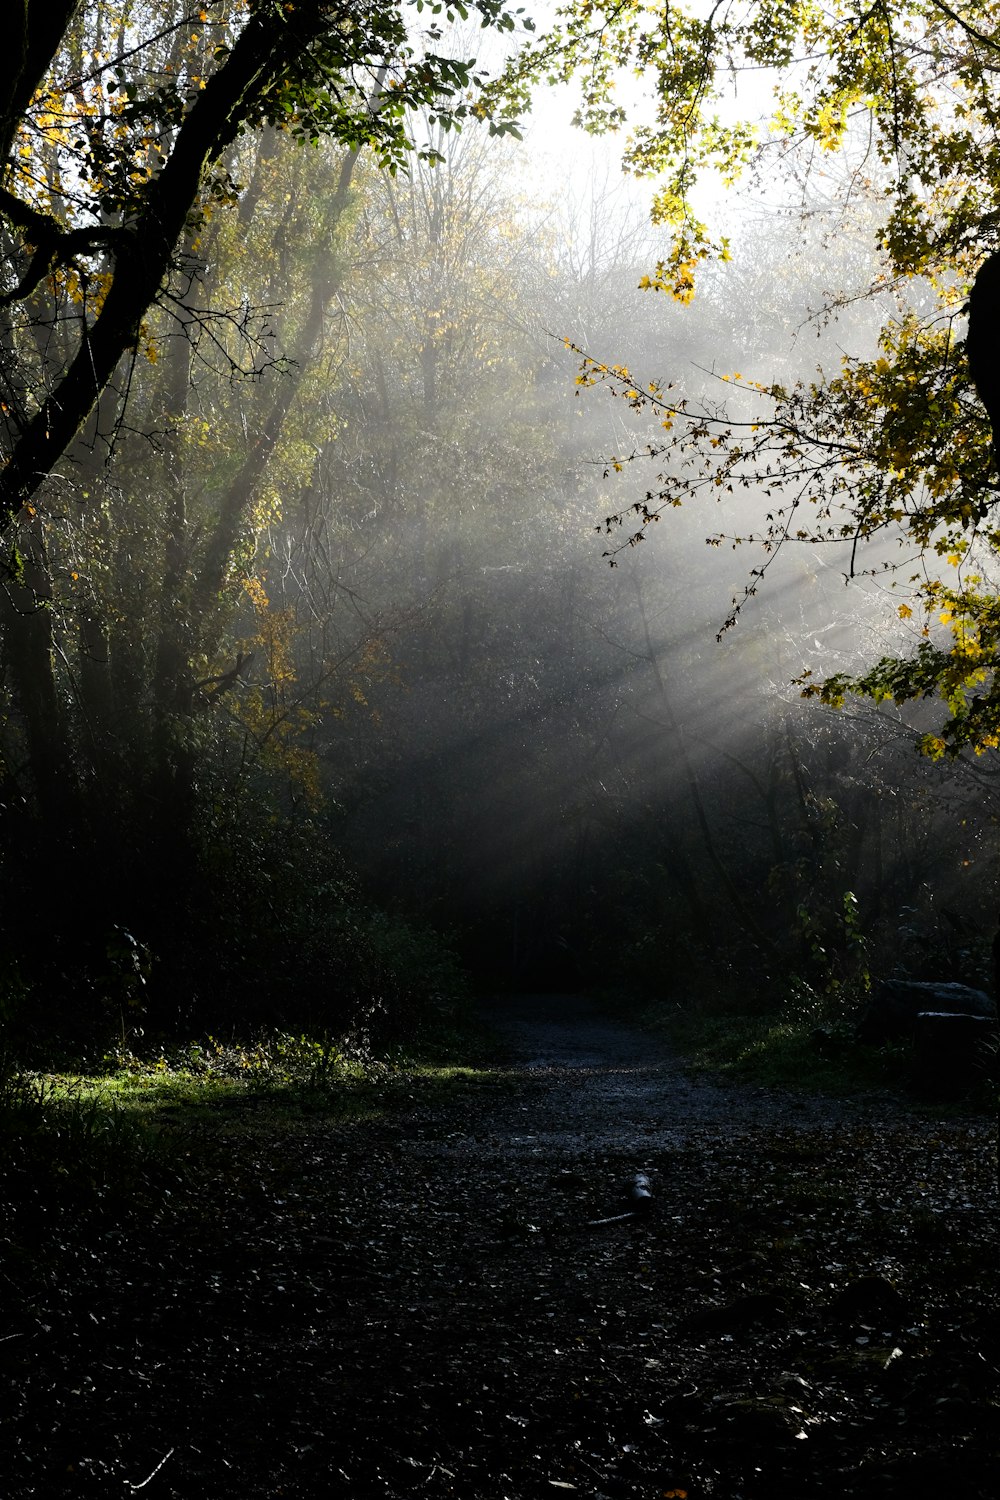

{"left": 489, "top": 0, "right": 1000, "bottom": 757}
{"left": 0, "top": 0, "right": 525, "bottom": 527}
{"left": 6, "top": 0, "right": 1000, "bottom": 1036}
{"left": 14, "top": 3, "right": 1000, "bottom": 760}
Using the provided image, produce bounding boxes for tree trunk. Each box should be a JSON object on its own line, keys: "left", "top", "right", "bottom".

{"left": 0, "top": 5, "right": 334, "bottom": 521}
{"left": 191, "top": 148, "right": 360, "bottom": 628}
{"left": 0, "top": 3, "right": 82, "bottom": 167}
{"left": 0, "top": 520, "right": 76, "bottom": 823}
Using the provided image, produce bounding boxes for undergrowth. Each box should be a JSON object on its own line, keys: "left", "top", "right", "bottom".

{"left": 0, "top": 1011, "right": 501, "bottom": 1354}
{"left": 664, "top": 1010, "right": 910, "bottom": 1095}
{"left": 646, "top": 992, "right": 996, "bottom": 1113}
{"left": 0, "top": 1062, "right": 178, "bottom": 1277}
{"left": 1, "top": 1002, "right": 496, "bottom": 1229}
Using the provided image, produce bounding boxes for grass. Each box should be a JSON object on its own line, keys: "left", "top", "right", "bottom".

{"left": 599, "top": 981, "right": 905, "bottom": 1095}
{"left": 653, "top": 1005, "right": 999, "bottom": 1117}
{"left": 0, "top": 1064, "right": 177, "bottom": 1243}
{"left": 664, "top": 1010, "right": 910, "bottom": 1094}
{"left": 35, "top": 1048, "right": 502, "bottom": 1139}
{"left": 0, "top": 1012, "right": 510, "bottom": 1326}
{"left": 2, "top": 1011, "right": 505, "bottom": 1218}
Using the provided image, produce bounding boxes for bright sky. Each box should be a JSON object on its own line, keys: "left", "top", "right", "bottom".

{"left": 489, "top": 14, "right": 782, "bottom": 234}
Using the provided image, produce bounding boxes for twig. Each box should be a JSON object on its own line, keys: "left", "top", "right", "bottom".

{"left": 127, "top": 1447, "right": 176, "bottom": 1491}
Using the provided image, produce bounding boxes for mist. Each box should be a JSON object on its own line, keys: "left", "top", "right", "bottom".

{"left": 284, "top": 119, "right": 993, "bottom": 1001}
{"left": 0, "top": 16, "right": 994, "bottom": 1059}
{"left": 11, "top": 14, "right": 1000, "bottom": 1500}
{"left": 291, "top": 125, "right": 990, "bottom": 994}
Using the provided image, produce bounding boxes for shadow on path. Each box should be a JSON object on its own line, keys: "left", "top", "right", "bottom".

{"left": 4, "top": 994, "right": 997, "bottom": 1499}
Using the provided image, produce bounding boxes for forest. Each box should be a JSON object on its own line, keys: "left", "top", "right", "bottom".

{"left": 3, "top": 3, "right": 1000, "bottom": 1497}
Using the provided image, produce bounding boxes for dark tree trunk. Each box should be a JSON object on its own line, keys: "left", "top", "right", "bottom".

{"left": 0, "top": 5, "right": 336, "bottom": 522}
{"left": 0, "top": 520, "right": 76, "bottom": 824}
{"left": 966, "top": 251, "right": 1000, "bottom": 467}
{"left": 0, "top": 3, "right": 82, "bottom": 167}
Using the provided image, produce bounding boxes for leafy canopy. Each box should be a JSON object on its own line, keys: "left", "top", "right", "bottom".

{"left": 0, "top": 0, "right": 528, "bottom": 525}
{"left": 489, "top": 0, "right": 1000, "bottom": 756}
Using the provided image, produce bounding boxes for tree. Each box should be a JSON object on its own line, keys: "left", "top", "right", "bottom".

{"left": 0, "top": 0, "right": 525, "bottom": 526}
{"left": 491, "top": 1, "right": 1000, "bottom": 757}
{"left": 0, "top": 2, "right": 537, "bottom": 1040}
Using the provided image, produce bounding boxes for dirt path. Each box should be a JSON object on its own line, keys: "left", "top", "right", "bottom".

{"left": 5, "top": 996, "right": 998, "bottom": 1499}
{"left": 477, "top": 992, "right": 902, "bottom": 1147}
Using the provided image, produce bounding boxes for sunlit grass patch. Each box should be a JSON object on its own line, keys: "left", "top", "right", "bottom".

{"left": 37, "top": 1061, "right": 245, "bottom": 1118}
{"left": 26, "top": 1022, "right": 502, "bottom": 1134}
{"left": 405, "top": 1062, "right": 492, "bottom": 1082}
{"left": 0, "top": 1036, "right": 497, "bottom": 1270}
{"left": 1, "top": 1014, "right": 509, "bottom": 1240}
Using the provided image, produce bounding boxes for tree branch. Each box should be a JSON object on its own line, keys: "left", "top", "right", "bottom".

{"left": 0, "top": 4, "right": 333, "bottom": 524}
{"left": 0, "top": 2, "right": 83, "bottom": 166}
{"left": 0, "top": 191, "right": 127, "bottom": 307}
{"left": 929, "top": 0, "right": 1000, "bottom": 53}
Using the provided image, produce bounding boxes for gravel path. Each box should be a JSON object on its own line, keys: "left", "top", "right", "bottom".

{"left": 5, "top": 995, "right": 997, "bottom": 1500}
{"left": 473, "top": 991, "right": 912, "bottom": 1150}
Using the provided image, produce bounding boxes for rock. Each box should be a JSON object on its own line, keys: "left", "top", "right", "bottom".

{"left": 827, "top": 1275, "right": 909, "bottom": 1327}
{"left": 627, "top": 1172, "right": 653, "bottom": 1212}
{"left": 912, "top": 1011, "right": 997, "bottom": 1098}
{"left": 856, "top": 979, "right": 995, "bottom": 1044}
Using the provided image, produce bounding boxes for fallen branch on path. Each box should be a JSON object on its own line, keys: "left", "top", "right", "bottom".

{"left": 587, "top": 1172, "right": 653, "bottom": 1228}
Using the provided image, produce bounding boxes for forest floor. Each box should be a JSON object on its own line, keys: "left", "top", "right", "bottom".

{"left": 4, "top": 992, "right": 1000, "bottom": 1499}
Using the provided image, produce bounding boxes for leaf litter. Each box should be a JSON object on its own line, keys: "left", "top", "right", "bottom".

{"left": 2, "top": 993, "right": 999, "bottom": 1497}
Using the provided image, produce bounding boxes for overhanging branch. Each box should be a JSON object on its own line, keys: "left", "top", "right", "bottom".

{"left": 0, "top": 190, "right": 127, "bottom": 306}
